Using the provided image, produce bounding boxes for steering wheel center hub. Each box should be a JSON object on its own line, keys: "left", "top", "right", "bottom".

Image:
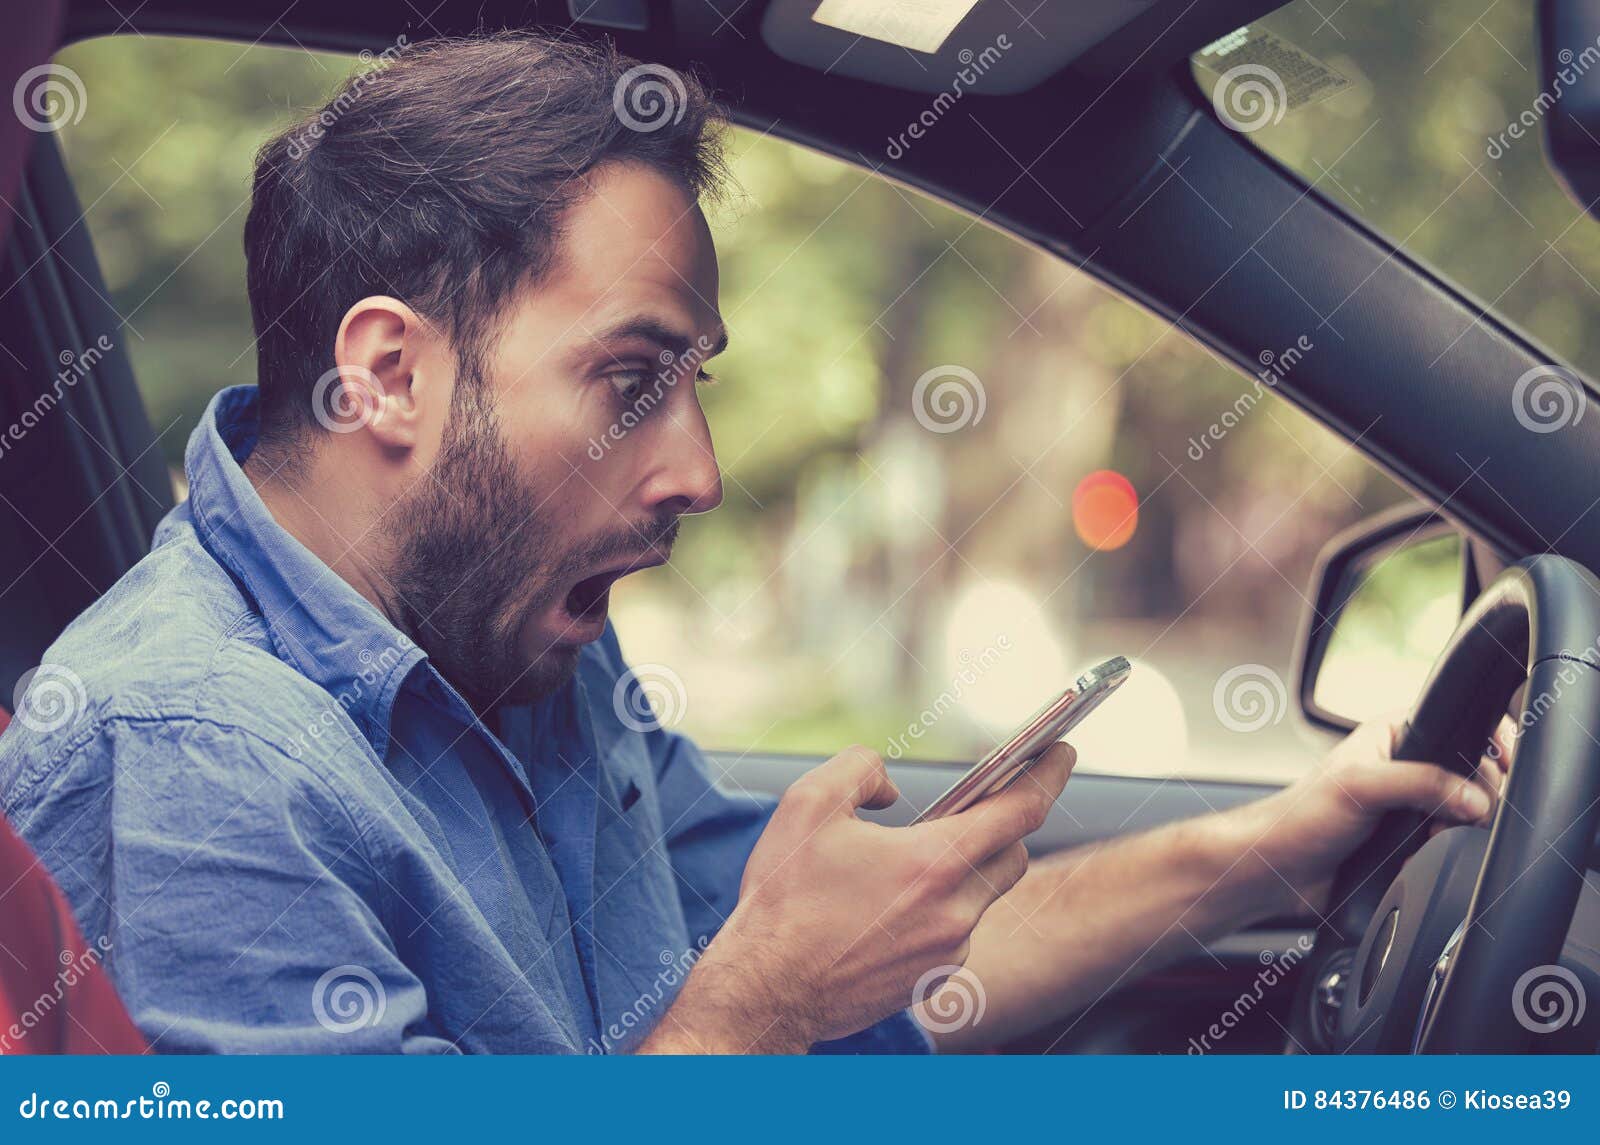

{"left": 1327, "top": 827, "right": 1486, "bottom": 1053}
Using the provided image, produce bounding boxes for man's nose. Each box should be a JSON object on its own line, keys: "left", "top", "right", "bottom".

{"left": 645, "top": 411, "right": 723, "bottom": 517}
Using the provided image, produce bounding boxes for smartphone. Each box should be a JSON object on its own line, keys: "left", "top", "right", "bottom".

{"left": 909, "top": 656, "right": 1132, "bottom": 824}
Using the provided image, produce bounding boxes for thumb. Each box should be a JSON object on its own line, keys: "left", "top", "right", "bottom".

{"left": 1345, "top": 759, "right": 1492, "bottom": 823}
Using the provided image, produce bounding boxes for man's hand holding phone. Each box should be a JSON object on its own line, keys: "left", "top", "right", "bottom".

{"left": 645, "top": 740, "right": 1075, "bottom": 1053}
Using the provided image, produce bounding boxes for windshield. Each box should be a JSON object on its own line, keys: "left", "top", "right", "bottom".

{"left": 1193, "top": 0, "right": 1600, "bottom": 381}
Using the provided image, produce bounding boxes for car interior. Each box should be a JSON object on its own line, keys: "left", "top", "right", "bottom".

{"left": 2, "top": 0, "right": 1600, "bottom": 1055}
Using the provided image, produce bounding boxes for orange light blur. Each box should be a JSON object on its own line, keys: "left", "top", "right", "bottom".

{"left": 1072, "top": 469, "right": 1139, "bottom": 552}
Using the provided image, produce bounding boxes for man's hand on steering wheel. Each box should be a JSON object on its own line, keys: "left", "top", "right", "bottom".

{"left": 1240, "top": 713, "right": 1512, "bottom": 917}
{"left": 1286, "top": 558, "right": 1600, "bottom": 1054}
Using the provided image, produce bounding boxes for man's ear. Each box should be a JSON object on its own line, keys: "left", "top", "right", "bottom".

{"left": 326, "top": 296, "right": 440, "bottom": 451}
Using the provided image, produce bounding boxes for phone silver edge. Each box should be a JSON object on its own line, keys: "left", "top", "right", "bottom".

{"left": 908, "top": 656, "right": 1132, "bottom": 825}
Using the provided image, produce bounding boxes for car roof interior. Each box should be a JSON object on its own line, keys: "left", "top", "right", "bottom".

{"left": 3, "top": 0, "right": 1598, "bottom": 697}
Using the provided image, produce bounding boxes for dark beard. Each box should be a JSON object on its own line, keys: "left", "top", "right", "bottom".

{"left": 386, "top": 386, "right": 676, "bottom": 714}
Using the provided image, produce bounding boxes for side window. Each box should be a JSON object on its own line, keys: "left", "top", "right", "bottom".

{"left": 621, "top": 137, "right": 1411, "bottom": 781}
{"left": 57, "top": 35, "right": 1410, "bottom": 782}
{"left": 53, "top": 37, "right": 343, "bottom": 471}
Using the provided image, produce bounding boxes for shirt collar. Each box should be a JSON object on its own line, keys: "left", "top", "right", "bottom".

{"left": 184, "top": 385, "right": 427, "bottom": 757}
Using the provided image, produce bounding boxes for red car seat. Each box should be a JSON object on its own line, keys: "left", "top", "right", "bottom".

{"left": 0, "top": 707, "right": 146, "bottom": 1053}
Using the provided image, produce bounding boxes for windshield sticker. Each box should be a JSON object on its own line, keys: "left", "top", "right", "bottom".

{"left": 1196, "top": 26, "right": 1351, "bottom": 132}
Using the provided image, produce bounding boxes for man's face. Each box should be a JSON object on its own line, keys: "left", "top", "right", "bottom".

{"left": 391, "top": 161, "right": 725, "bottom": 711}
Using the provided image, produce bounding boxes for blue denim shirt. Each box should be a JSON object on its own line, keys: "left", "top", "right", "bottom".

{"left": 0, "top": 386, "right": 930, "bottom": 1055}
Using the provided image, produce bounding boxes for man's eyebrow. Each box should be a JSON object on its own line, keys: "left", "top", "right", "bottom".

{"left": 586, "top": 317, "right": 729, "bottom": 359}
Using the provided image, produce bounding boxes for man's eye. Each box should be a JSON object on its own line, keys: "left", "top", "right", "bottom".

{"left": 608, "top": 372, "right": 649, "bottom": 403}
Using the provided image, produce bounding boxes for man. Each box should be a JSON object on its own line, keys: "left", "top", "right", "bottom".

{"left": 0, "top": 32, "right": 1501, "bottom": 1054}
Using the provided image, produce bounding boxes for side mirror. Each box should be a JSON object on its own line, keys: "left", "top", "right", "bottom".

{"left": 1295, "top": 505, "right": 1474, "bottom": 733}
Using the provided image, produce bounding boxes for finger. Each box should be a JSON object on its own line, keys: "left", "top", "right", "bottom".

{"left": 804, "top": 745, "right": 901, "bottom": 813}
{"left": 1470, "top": 754, "right": 1505, "bottom": 804}
{"left": 1375, "top": 711, "right": 1408, "bottom": 760}
{"left": 966, "top": 841, "right": 1030, "bottom": 901}
{"left": 1015, "top": 742, "right": 1077, "bottom": 802}
{"left": 1348, "top": 710, "right": 1408, "bottom": 762}
{"left": 931, "top": 744, "right": 1075, "bottom": 865}
{"left": 1485, "top": 716, "right": 1517, "bottom": 774}
{"left": 1344, "top": 759, "right": 1492, "bottom": 824}
{"left": 943, "top": 842, "right": 1030, "bottom": 933}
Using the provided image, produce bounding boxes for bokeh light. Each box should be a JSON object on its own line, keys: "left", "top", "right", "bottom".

{"left": 1072, "top": 469, "right": 1139, "bottom": 551}
{"left": 1066, "top": 658, "right": 1188, "bottom": 775}
{"left": 941, "top": 579, "right": 1071, "bottom": 732}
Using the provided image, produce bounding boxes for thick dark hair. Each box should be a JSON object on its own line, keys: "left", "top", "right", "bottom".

{"left": 243, "top": 31, "right": 728, "bottom": 470}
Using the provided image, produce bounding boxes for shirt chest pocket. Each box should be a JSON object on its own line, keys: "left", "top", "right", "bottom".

{"left": 589, "top": 730, "right": 695, "bottom": 1007}
{"left": 596, "top": 732, "right": 664, "bottom": 852}
{"left": 592, "top": 732, "right": 690, "bottom": 938}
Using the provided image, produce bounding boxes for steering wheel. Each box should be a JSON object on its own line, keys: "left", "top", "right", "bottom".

{"left": 1289, "top": 555, "right": 1600, "bottom": 1053}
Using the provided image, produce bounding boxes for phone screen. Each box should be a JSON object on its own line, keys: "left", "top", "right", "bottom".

{"left": 910, "top": 656, "right": 1131, "bottom": 824}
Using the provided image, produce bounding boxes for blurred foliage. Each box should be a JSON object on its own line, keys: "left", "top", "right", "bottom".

{"left": 54, "top": 38, "right": 346, "bottom": 442}
{"left": 51, "top": 0, "right": 1575, "bottom": 779}
{"left": 1211, "top": 1, "right": 1600, "bottom": 376}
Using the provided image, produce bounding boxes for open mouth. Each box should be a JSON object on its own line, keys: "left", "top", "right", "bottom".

{"left": 557, "top": 549, "right": 669, "bottom": 633}
{"left": 565, "top": 569, "right": 621, "bottom": 621}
